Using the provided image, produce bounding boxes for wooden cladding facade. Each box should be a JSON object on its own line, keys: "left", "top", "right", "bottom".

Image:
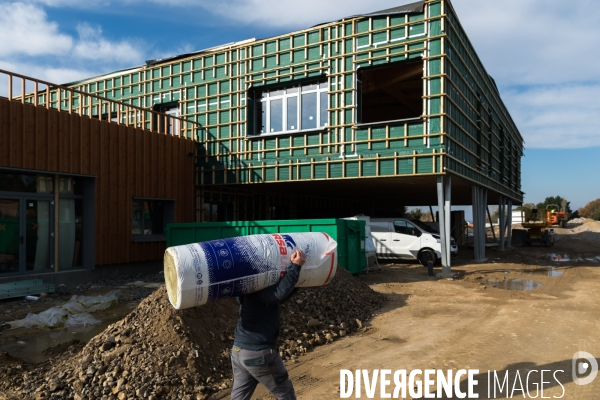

{"left": 0, "top": 97, "right": 197, "bottom": 265}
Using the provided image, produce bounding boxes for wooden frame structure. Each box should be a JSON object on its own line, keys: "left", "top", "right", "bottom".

{"left": 52, "top": 0, "right": 523, "bottom": 224}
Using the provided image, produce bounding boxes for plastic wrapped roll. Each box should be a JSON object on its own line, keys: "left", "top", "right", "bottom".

{"left": 164, "top": 232, "right": 337, "bottom": 309}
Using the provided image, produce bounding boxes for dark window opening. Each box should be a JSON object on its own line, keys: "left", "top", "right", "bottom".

{"left": 358, "top": 60, "right": 423, "bottom": 124}
{"left": 203, "top": 202, "right": 233, "bottom": 222}
{"left": 132, "top": 198, "right": 174, "bottom": 241}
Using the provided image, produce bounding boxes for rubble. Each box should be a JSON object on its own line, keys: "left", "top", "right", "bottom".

{"left": 0, "top": 268, "right": 385, "bottom": 399}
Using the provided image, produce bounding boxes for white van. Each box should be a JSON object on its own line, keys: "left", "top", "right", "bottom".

{"left": 369, "top": 218, "right": 458, "bottom": 265}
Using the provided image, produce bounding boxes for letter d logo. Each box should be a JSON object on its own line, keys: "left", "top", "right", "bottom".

{"left": 572, "top": 351, "right": 598, "bottom": 386}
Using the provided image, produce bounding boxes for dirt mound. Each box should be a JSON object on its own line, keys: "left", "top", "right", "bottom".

{"left": 0, "top": 268, "right": 385, "bottom": 399}
{"left": 568, "top": 218, "right": 600, "bottom": 233}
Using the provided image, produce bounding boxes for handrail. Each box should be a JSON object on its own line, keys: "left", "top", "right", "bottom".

{"left": 0, "top": 68, "right": 201, "bottom": 140}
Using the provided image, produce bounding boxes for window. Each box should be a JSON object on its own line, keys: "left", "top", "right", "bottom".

{"left": 250, "top": 80, "right": 328, "bottom": 136}
{"left": 132, "top": 198, "right": 174, "bottom": 241}
{"left": 394, "top": 220, "right": 419, "bottom": 236}
{"left": 357, "top": 60, "right": 423, "bottom": 124}
{"left": 393, "top": 220, "right": 408, "bottom": 234}
{"left": 152, "top": 102, "right": 180, "bottom": 135}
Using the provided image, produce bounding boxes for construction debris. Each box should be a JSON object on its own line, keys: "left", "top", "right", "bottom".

{"left": 0, "top": 280, "right": 55, "bottom": 300}
{"left": 0, "top": 268, "right": 384, "bottom": 399}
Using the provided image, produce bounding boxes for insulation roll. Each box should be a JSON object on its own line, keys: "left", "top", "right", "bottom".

{"left": 164, "top": 232, "right": 337, "bottom": 309}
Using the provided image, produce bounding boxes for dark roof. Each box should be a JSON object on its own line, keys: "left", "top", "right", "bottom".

{"left": 359, "top": 1, "right": 425, "bottom": 17}
{"left": 312, "top": 1, "right": 424, "bottom": 27}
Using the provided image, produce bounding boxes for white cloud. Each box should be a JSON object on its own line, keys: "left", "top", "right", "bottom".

{"left": 450, "top": 0, "right": 600, "bottom": 86}
{"left": 503, "top": 84, "right": 600, "bottom": 149}
{"left": 188, "top": 0, "right": 403, "bottom": 28}
{"left": 73, "top": 23, "right": 143, "bottom": 64}
{"left": 0, "top": 2, "right": 72, "bottom": 56}
{"left": 0, "top": 2, "right": 147, "bottom": 85}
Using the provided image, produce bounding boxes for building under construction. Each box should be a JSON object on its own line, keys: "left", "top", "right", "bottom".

{"left": 0, "top": 0, "right": 523, "bottom": 280}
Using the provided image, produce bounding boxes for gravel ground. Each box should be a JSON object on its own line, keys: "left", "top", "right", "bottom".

{"left": 0, "top": 268, "right": 385, "bottom": 399}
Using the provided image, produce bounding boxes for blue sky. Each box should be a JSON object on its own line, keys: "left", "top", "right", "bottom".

{"left": 0, "top": 0, "right": 598, "bottom": 210}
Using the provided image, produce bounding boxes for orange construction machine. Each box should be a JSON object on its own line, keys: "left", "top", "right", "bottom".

{"left": 546, "top": 204, "right": 568, "bottom": 228}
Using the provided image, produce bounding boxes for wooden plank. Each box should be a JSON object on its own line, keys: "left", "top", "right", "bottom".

{"left": 118, "top": 125, "right": 128, "bottom": 262}
{"left": 58, "top": 112, "right": 70, "bottom": 172}
{"left": 108, "top": 123, "right": 119, "bottom": 264}
{"left": 99, "top": 121, "right": 111, "bottom": 265}
{"left": 158, "top": 134, "right": 166, "bottom": 198}
{"left": 143, "top": 130, "right": 151, "bottom": 195}
{"left": 173, "top": 136, "right": 181, "bottom": 219}
{"left": 23, "top": 104, "right": 36, "bottom": 170}
{"left": 89, "top": 118, "right": 101, "bottom": 264}
{"left": 188, "top": 141, "right": 197, "bottom": 221}
{"left": 150, "top": 131, "right": 158, "bottom": 196}
{"left": 127, "top": 127, "right": 136, "bottom": 262}
{"left": 9, "top": 101, "right": 23, "bottom": 167}
{"left": 165, "top": 134, "right": 173, "bottom": 198}
{"left": 35, "top": 106, "right": 48, "bottom": 170}
{"left": 0, "top": 100, "right": 9, "bottom": 166}
{"left": 80, "top": 116, "right": 91, "bottom": 175}
{"left": 135, "top": 128, "right": 144, "bottom": 196}
{"left": 70, "top": 113, "right": 81, "bottom": 174}
{"left": 90, "top": 119, "right": 100, "bottom": 176}
{"left": 47, "top": 109, "right": 59, "bottom": 172}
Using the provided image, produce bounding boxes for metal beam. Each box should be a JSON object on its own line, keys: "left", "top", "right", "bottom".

{"left": 499, "top": 195, "right": 505, "bottom": 251}
{"left": 444, "top": 175, "right": 452, "bottom": 274}
{"left": 506, "top": 199, "right": 513, "bottom": 248}
{"left": 472, "top": 185, "right": 487, "bottom": 262}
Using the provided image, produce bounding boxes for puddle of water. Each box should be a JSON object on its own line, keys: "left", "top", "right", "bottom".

{"left": 0, "top": 300, "right": 140, "bottom": 363}
{"left": 549, "top": 254, "right": 571, "bottom": 262}
{"left": 0, "top": 320, "right": 112, "bottom": 363}
{"left": 488, "top": 279, "right": 543, "bottom": 290}
{"left": 526, "top": 267, "right": 563, "bottom": 277}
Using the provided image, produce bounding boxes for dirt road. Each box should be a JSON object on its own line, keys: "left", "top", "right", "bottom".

{"left": 2, "top": 221, "right": 599, "bottom": 399}
{"left": 245, "top": 223, "right": 600, "bottom": 399}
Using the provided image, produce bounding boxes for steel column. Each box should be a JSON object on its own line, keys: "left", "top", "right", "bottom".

{"left": 437, "top": 176, "right": 448, "bottom": 271}
{"left": 506, "top": 199, "right": 513, "bottom": 248}
{"left": 472, "top": 185, "right": 487, "bottom": 262}
{"left": 443, "top": 175, "right": 452, "bottom": 274}
{"left": 499, "top": 196, "right": 506, "bottom": 251}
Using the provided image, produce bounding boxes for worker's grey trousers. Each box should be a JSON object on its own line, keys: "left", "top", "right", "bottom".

{"left": 230, "top": 346, "right": 296, "bottom": 400}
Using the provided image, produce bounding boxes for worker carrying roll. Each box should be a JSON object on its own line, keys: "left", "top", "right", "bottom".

{"left": 164, "top": 232, "right": 337, "bottom": 309}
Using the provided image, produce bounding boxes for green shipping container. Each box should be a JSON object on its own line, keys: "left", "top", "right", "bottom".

{"left": 166, "top": 219, "right": 366, "bottom": 275}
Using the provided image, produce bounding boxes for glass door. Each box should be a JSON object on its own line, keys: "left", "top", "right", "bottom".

{"left": 0, "top": 197, "right": 54, "bottom": 275}
{"left": 25, "top": 199, "right": 54, "bottom": 273}
{"left": 0, "top": 198, "right": 20, "bottom": 275}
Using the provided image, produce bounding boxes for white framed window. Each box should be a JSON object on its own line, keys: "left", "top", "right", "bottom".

{"left": 252, "top": 81, "right": 328, "bottom": 136}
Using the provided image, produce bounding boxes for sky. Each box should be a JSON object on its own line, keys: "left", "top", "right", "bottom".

{"left": 0, "top": 0, "right": 598, "bottom": 210}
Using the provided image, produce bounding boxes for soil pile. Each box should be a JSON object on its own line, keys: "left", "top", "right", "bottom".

{"left": 0, "top": 268, "right": 385, "bottom": 400}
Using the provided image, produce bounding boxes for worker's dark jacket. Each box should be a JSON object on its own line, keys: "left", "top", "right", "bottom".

{"left": 233, "top": 264, "right": 301, "bottom": 351}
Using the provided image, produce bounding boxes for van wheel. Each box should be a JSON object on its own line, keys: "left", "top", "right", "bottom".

{"left": 418, "top": 249, "right": 437, "bottom": 266}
